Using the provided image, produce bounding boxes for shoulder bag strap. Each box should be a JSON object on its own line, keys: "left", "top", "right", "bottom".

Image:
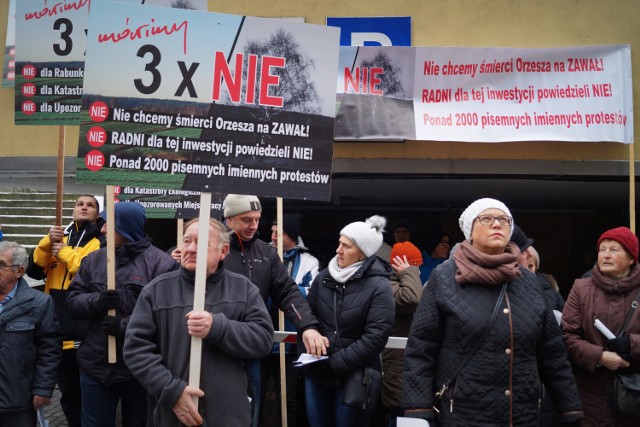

{"left": 333, "top": 289, "right": 342, "bottom": 348}
{"left": 436, "top": 282, "right": 508, "bottom": 397}
{"left": 617, "top": 288, "right": 640, "bottom": 337}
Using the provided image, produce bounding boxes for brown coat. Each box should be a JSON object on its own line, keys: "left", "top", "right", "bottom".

{"left": 381, "top": 265, "right": 423, "bottom": 408}
{"left": 562, "top": 264, "right": 640, "bottom": 427}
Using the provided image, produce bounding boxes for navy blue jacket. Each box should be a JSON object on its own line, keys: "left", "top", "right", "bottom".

{"left": 0, "top": 278, "right": 61, "bottom": 412}
{"left": 65, "top": 237, "right": 178, "bottom": 384}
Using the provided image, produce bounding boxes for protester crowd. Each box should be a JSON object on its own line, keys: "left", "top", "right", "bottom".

{"left": 0, "top": 194, "right": 639, "bottom": 427}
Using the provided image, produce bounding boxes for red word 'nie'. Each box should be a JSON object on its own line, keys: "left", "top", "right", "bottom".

{"left": 212, "top": 52, "right": 285, "bottom": 107}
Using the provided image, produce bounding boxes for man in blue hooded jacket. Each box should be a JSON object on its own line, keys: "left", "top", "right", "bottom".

{"left": 65, "top": 202, "right": 178, "bottom": 427}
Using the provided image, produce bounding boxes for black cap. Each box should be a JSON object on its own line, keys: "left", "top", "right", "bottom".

{"left": 272, "top": 213, "right": 301, "bottom": 242}
{"left": 510, "top": 224, "right": 534, "bottom": 252}
{"left": 391, "top": 218, "right": 415, "bottom": 234}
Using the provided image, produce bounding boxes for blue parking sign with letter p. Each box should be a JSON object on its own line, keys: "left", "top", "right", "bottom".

{"left": 326, "top": 16, "right": 411, "bottom": 46}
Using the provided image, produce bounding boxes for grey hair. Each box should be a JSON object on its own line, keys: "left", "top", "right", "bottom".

{"left": 184, "top": 218, "right": 231, "bottom": 249}
{"left": 528, "top": 246, "right": 540, "bottom": 270}
{"left": 0, "top": 241, "right": 28, "bottom": 269}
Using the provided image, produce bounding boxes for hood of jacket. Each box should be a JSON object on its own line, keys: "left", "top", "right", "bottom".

{"left": 65, "top": 217, "right": 106, "bottom": 248}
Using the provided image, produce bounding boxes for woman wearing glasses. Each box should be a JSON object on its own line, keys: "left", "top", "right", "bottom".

{"left": 403, "top": 198, "right": 583, "bottom": 426}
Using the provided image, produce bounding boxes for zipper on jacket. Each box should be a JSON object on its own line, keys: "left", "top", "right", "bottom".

{"left": 448, "top": 381, "right": 457, "bottom": 413}
{"left": 237, "top": 233, "right": 252, "bottom": 281}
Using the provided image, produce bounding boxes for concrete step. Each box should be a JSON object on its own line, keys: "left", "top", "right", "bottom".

{"left": 0, "top": 217, "right": 73, "bottom": 226}
{"left": 0, "top": 199, "right": 77, "bottom": 208}
{"left": 0, "top": 189, "right": 86, "bottom": 251}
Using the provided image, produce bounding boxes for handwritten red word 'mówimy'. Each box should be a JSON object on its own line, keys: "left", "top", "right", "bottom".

{"left": 98, "top": 18, "right": 189, "bottom": 55}
{"left": 25, "top": 0, "right": 91, "bottom": 21}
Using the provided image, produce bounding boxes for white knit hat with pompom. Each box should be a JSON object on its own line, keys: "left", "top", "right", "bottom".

{"left": 340, "top": 215, "right": 387, "bottom": 258}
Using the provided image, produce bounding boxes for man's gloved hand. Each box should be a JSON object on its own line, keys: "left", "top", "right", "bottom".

{"left": 97, "top": 289, "right": 120, "bottom": 313}
{"left": 102, "top": 314, "right": 122, "bottom": 336}
{"left": 607, "top": 336, "right": 631, "bottom": 360}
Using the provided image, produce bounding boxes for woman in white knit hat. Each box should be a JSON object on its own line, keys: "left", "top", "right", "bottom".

{"left": 302, "top": 215, "right": 395, "bottom": 427}
{"left": 403, "top": 198, "right": 584, "bottom": 426}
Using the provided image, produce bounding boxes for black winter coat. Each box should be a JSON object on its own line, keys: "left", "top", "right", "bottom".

{"left": 65, "top": 237, "right": 178, "bottom": 384}
{"left": 403, "top": 261, "right": 582, "bottom": 426}
{"left": 305, "top": 256, "right": 395, "bottom": 385}
{"left": 224, "top": 232, "right": 318, "bottom": 333}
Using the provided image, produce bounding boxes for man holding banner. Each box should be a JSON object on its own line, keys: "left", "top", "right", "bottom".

{"left": 29, "top": 195, "right": 105, "bottom": 427}
{"left": 65, "top": 202, "right": 178, "bottom": 427}
{"left": 124, "top": 218, "right": 274, "bottom": 426}
{"left": 221, "top": 194, "right": 328, "bottom": 427}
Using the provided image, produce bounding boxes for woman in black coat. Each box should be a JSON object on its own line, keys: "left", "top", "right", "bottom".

{"left": 304, "top": 215, "right": 395, "bottom": 427}
{"left": 403, "top": 198, "right": 583, "bottom": 426}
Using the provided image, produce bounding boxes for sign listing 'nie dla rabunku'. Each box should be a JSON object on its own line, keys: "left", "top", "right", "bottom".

{"left": 13, "top": 0, "right": 208, "bottom": 124}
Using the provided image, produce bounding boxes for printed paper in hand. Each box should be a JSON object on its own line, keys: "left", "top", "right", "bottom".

{"left": 293, "top": 353, "right": 328, "bottom": 367}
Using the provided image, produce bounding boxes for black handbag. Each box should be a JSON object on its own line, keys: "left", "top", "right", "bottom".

{"left": 341, "top": 366, "right": 383, "bottom": 411}
{"left": 333, "top": 291, "right": 383, "bottom": 412}
{"left": 611, "top": 288, "right": 640, "bottom": 417}
{"left": 612, "top": 372, "right": 640, "bottom": 416}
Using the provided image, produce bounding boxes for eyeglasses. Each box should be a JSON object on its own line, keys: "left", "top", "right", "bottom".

{"left": 0, "top": 263, "right": 17, "bottom": 269}
{"left": 475, "top": 215, "right": 513, "bottom": 227}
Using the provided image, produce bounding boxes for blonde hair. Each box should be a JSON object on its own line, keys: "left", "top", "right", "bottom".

{"left": 528, "top": 246, "right": 540, "bottom": 270}
{"left": 528, "top": 246, "right": 560, "bottom": 292}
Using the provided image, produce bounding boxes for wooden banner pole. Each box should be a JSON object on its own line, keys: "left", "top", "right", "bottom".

{"left": 630, "top": 143, "right": 636, "bottom": 233}
{"left": 105, "top": 185, "right": 117, "bottom": 363}
{"left": 55, "top": 126, "right": 66, "bottom": 226}
{"left": 188, "top": 192, "right": 212, "bottom": 408}
{"left": 177, "top": 218, "right": 184, "bottom": 251}
{"left": 276, "top": 197, "right": 288, "bottom": 427}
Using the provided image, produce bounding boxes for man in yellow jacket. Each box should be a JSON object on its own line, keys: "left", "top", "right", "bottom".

{"left": 29, "top": 195, "right": 104, "bottom": 427}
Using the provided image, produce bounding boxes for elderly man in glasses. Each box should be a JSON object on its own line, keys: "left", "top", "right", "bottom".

{"left": 0, "top": 241, "right": 61, "bottom": 426}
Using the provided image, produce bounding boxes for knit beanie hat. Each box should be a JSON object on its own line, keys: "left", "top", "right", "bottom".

{"left": 458, "top": 198, "right": 513, "bottom": 241}
{"left": 391, "top": 218, "right": 415, "bottom": 235}
{"left": 597, "top": 226, "right": 639, "bottom": 263}
{"left": 223, "top": 194, "right": 262, "bottom": 218}
{"left": 340, "top": 215, "right": 386, "bottom": 258}
{"left": 391, "top": 241, "right": 423, "bottom": 266}
{"left": 272, "top": 213, "right": 301, "bottom": 242}
{"left": 100, "top": 202, "right": 146, "bottom": 243}
{"left": 510, "top": 224, "right": 534, "bottom": 252}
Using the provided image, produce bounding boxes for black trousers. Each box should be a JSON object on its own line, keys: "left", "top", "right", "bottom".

{"left": 0, "top": 408, "right": 37, "bottom": 427}
{"left": 58, "top": 348, "right": 82, "bottom": 427}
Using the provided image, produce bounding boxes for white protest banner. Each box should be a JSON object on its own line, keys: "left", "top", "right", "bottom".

{"left": 334, "top": 45, "right": 632, "bottom": 143}
{"left": 414, "top": 45, "right": 632, "bottom": 143}
{"left": 76, "top": 1, "right": 340, "bottom": 201}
